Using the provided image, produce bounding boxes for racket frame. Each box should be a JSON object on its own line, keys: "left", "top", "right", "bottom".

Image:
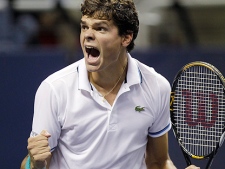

{"left": 170, "top": 61, "right": 225, "bottom": 168}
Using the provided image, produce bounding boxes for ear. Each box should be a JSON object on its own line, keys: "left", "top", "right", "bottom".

{"left": 121, "top": 32, "right": 133, "bottom": 47}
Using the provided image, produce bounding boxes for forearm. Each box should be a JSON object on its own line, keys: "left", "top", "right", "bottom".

{"left": 146, "top": 159, "right": 177, "bottom": 169}
{"left": 20, "top": 154, "right": 49, "bottom": 169}
{"left": 146, "top": 134, "right": 177, "bottom": 169}
{"left": 20, "top": 155, "right": 29, "bottom": 169}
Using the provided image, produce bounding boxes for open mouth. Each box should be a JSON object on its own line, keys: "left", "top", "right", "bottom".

{"left": 85, "top": 46, "right": 100, "bottom": 58}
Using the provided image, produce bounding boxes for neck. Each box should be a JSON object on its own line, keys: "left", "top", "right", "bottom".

{"left": 89, "top": 59, "right": 128, "bottom": 97}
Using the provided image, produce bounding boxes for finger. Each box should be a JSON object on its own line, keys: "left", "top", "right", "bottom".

{"left": 28, "top": 136, "right": 49, "bottom": 149}
{"left": 186, "top": 165, "right": 200, "bottom": 169}
{"left": 28, "top": 130, "right": 51, "bottom": 143}
{"left": 29, "top": 144, "right": 51, "bottom": 156}
{"left": 31, "top": 152, "right": 51, "bottom": 169}
{"left": 40, "top": 130, "right": 51, "bottom": 138}
{"left": 32, "top": 151, "right": 51, "bottom": 162}
{"left": 27, "top": 131, "right": 51, "bottom": 153}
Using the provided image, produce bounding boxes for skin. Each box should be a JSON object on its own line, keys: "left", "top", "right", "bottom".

{"left": 80, "top": 15, "right": 131, "bottom": 105}
{"left": 21, "top": 16, "right": 200, "bottom": 169}
{"left": 21, "top": 130, "right": 51, "bottom": 169}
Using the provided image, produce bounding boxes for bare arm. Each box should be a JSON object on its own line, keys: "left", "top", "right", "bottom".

{"left": 21, "top": 155, "right": 51, "bottom": 169}
{"left": 20, "top": 130, "right": 52, "bottom": 169}
{"left": 145, "top": 133, "right": 176, "bottom": 169}
{"left": 21, "top": 155, "right": 28, "bottom": 169}
{"left": 145, "top": 133, "right": 200, "bottom": 169}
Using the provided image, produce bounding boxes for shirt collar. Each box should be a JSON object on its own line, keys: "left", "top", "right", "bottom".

{"left": 77, "top": 59, "right": 91, "bottom": 91}
{"left": 126, "top": 53, "right": 142, "bottom": 86}
{"left": 77, "top": 54, "right": 142, "bottom": 91}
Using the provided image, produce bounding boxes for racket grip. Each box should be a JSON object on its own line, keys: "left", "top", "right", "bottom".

{"left": 182, "top": 149, "right": 192, "bottom": 166}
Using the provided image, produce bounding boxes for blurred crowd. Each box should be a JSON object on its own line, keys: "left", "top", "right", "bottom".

{"left": 0, "top": 0, "right": 81, "bottom": 63}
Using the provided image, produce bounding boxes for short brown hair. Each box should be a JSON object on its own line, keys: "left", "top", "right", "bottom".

{"left": 81, "top": 0, "right": 139, "bottom": 52}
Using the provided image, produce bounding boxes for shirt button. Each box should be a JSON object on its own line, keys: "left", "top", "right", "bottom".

{"left": 109, "top": 124, "right": 117, "bottom": 131}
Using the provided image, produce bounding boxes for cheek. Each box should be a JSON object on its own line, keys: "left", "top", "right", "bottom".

{"left": 80, "top": 33, "right": 83, "bottom": 45}
{"left": 101, "top": 36, "right": 122, "bottom": 51}
{"left": 80, "top": 34, "right": 86, "bottom": 53}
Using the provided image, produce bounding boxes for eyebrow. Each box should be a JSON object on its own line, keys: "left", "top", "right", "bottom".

{"left": 80, "top": 20, "right": 109, "bottom": 27}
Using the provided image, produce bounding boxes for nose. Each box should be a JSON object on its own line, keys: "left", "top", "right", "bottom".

{"left": 84, "top": 29, "right": 95, "bottom": 41}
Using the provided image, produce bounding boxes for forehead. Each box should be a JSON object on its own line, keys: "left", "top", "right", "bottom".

{"left": 81, "top": 15, "right": 113, "bottom": 25}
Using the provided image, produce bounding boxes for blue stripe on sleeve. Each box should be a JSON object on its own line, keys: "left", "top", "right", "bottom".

{"left": 148, "top": 123, "right": 171, "bottom": 136}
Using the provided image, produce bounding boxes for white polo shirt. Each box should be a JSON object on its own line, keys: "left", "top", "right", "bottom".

{"left": 31, "top": 54, "right": 171, "bottom": 169}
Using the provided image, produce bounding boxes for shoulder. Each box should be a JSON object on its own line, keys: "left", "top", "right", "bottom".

{"left": 44, "top": 59, "right": 83, "bottom": 84}
{"left": 135, "top": 59, "right": 170, "bottom": 91}
{"left": 36, "top": 59, "right": 83, "bottom": 95}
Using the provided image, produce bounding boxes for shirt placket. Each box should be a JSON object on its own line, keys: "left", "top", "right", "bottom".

{"left": 107, "top": 107, "right": 118, "bottom": 132}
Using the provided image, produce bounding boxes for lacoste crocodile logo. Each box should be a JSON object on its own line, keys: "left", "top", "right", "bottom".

{"left": 135, "top": 106, "right": 145, "bottom": 112}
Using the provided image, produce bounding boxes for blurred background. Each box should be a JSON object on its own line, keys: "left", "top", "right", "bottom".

{"left": 0, "top": 0, "right": 225, "bottom": 168}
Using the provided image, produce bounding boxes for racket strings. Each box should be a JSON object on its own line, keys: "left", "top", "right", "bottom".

{"left": 173, "top": 65, "right": 225, "bottom": 156}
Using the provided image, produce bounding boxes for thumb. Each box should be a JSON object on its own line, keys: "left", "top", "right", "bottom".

{"left": 40, "top": 130, "right": 51, "bottom": 138}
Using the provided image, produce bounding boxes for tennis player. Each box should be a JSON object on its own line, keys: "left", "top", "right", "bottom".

{"left": 21, "top": 0, "right": 199, "bottom": 169}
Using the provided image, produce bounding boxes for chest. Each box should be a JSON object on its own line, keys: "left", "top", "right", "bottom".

{"left": 59, "top": 86, "right": 157, "bottom": 147}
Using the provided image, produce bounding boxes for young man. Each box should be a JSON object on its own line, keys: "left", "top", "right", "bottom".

{"left": 21, "top": 0, "right": 200, "bottom": 169}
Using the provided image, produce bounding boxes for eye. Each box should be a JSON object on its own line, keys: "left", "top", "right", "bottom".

{"left": 81, "top": 24, "right": 88, "bottom": 30}
{"left": 97, "top": 27, "right": 107, "bottom": 32}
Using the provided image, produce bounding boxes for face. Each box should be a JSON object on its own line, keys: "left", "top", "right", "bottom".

{"left": 80, "top": 15, "right": 128, "bottom": 73}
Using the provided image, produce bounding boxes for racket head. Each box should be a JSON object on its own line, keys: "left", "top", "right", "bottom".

{"left": 170, "top": 61, "right": 225, "bottom": 160}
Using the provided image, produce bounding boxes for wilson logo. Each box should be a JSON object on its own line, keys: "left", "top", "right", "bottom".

{"left": 182, "top": 90, "right": 218, "bottom": 128}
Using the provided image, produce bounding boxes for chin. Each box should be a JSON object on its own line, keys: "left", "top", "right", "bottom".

{"left": 86, "top": 65, "right": 100, "bottom": 73}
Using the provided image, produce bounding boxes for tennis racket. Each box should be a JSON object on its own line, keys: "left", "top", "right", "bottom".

{"left": 170, "top": 61, "right": 225, "bottom": 169}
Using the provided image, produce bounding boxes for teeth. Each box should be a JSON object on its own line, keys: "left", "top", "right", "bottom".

{"left": 85, "top": 46, "right": 93, "bottom": 57}
{"left": 86, "top": 46, "right": 95, "bottom": 50}
{"left": 85, "top": 45, "right": 100, "bottom": 58}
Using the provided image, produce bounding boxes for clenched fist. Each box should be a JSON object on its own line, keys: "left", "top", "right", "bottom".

{"left": 27, "top": 130, "right": 51, "bottom": 169}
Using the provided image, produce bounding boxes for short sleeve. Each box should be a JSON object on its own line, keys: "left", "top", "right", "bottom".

{"left": 148, "top": 76, "right": 171, "bottom": 138}
{"left": 31, "top": 81, "right": 61, "bottom": 151}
